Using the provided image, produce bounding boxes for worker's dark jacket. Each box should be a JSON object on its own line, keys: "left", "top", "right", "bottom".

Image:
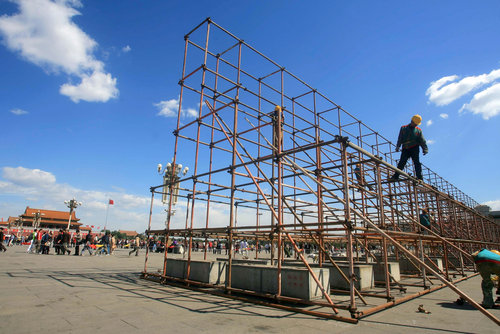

{"left": 419, "top": 213, "right": 431, "bottom": 228}
{"left": 396, "top": 124, "right": 428, "bottom": 154}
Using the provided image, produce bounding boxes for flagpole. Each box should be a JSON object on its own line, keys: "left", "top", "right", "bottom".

{"left": 104, "top": 200, "right": 109, "bottom": 232}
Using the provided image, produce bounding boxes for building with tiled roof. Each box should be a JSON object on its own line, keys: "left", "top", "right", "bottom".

{"left": 19, "top": 206, "right": 82, "bottom": 230}
{"left": 118, "top": 230, "right": 139, "bottom": 237}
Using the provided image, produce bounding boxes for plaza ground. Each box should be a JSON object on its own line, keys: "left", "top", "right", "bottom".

{"left": 0, "top": 245, "right": 499, "bottom": 333}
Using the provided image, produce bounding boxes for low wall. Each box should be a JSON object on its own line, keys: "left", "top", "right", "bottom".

{"left": 165, "top": 258, "right": 226, "bottom": 284}
{"left": 230, "top": 265, "right": 330, "bottom": 300}
{"left": 216, "top": 258, "right": 270, "bottom": 265}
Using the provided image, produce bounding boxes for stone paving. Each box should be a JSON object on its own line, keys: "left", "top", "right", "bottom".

{"left": 0, "top": 245, "right": 499, "bottom": 333}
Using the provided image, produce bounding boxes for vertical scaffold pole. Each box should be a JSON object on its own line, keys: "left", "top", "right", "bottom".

{"left": 340, "top": 139, "right": 356, "bottom": 313}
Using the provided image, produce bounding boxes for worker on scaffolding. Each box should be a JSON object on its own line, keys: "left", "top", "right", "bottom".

{"left": 472, "top": 249, "right": 500, "bottom": 308}
{"left": 353, "top": 163, "right": 374, "bottom": 191}
{"left": 389, "top": 115, "right": 428, "bottom": 182}
{"left": 418, "top": 207, "right": 433, "bottom": 234}
{"left": 272, "top": 105, "right": 284, "bottom": 154}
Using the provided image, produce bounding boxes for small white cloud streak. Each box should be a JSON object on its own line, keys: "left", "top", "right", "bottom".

{"left": 155, "top": 96, "right": 198, "bottom": 118}
{"left": 483, "top": 200, "right": 500, "bottom": 211}
{"left": 426, "top": 69, "right": 500, "bottom": 106}
{"left": 0, "top": 0, "right": 118, "bottom": 103}
{"left": 460, "top": 82, "right": 500, "bottom": 120}
{"left": 122, "top": 45, "right": 131, "bottom": 53}
{"left": 426, "top": 139, "right": 435, "bottom": 145}
{"left": 439, "top": 113, "right": 449, "bottom": 119}
{"left": 426, "top": 119, "right": 433, "bottom": 126}
{"left": 10, "top": 108, "right": 28, "bottom": 115}
{"left": 3, "top": 166, "right": 56, "bottom": 187}
{"left": 60, "top": 71, "right": 118, "bottom": 102}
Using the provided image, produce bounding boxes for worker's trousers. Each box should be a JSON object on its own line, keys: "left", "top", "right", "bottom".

{"left": 477, "top": 262, "right": 500, "bottom": 307}
{"left": 393, "top": 146, "right": 422, "bottom": 179}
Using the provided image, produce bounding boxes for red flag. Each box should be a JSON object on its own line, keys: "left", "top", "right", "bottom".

{"left": 109, "top": 199, "right": 114, "bottom": 205}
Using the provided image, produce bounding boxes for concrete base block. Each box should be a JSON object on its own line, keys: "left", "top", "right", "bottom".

{"left": 230, "top": 265, "right": 330, "bottom": 300}
{"left": 281, "top": 261, "right": 374, "bottom": 291}
{"left": 165, "top": 258, "right": 226, "bottom": 284}
{"left": 216, "top": 258, "right": 270, "bottom": 265}
{"left": 372, "top": 262, "right": 401, "bottom": 282}
{"left": 397, "top": 257, "right": 443, "bottom": 274}
{"left": 325, "top": 264, "right": 374, "bottom": 291}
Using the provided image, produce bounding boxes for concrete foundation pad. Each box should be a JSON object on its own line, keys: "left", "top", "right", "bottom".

{"left": 230, "top": 264, "right": 330, "bottom": 300}
{"left": 166, "top": 258, "right": 226, "bottom": 284}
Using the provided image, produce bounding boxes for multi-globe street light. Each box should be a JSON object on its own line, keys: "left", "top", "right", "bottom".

{"left": 157, "top": 160, "right": 189, "bottom": 205}
{"left": 32, "top": 210, "right": 45, "bottom": 229}
{"left": 64, "top": 198, "right": 82, "bottom": 230}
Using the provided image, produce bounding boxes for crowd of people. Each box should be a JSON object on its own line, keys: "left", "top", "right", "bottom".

{"left": 0, "top": 228, "right": 145, "bottom": 257}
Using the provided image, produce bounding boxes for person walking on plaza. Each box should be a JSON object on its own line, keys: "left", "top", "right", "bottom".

{"left": 74, "top": 229, "right": 82, "bottom": 256}
{"left": 129, "top": 235, "right": 140, "bottom": 256}
{"left": 35, "top": 229, "right": 43, "bottom": 254}
{"left": 26, "top": 229, "right": 37, "bottom": 253}
{"left": 60, "top": 228, "right": 71, "bottom": 255}
{"left": 0, "top": 227, "right": 7, "bottom": 252}
{"left": 389, "top": 115, "right": 428, "bottom": 181}
{"left": 111, "top": 234, "right": 117, "bottom": 255}
{"left": 80, "top": 231, "right": 93, "bottom": 256}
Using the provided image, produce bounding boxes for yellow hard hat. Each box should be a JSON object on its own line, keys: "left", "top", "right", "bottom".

{"left": 274, "top": 105, "right": 282, "bottom": 112}
{"left": 411, "top": 114, "right": 422, "bottom": 125}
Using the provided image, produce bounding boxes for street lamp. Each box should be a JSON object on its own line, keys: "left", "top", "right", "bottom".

{"left": 157, "top": 160, "right": 189, "bottom": 205}
{"left": 64, "top": 198, "right": 82, "bottom": 230}
{"left": 32, "top": 210, "right": 45, "bottom": 229}
{"left": 164, "top": 208, "right": 177, "bottom": 228}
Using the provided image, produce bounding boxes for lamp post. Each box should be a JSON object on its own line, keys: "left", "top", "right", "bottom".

{"left": 157, "top": 160, "right": 189, "bottom": 205}
{"left": 64, "top": 198, "right": 82, "bottom": 230}
{"left": 32, "top": 210, "right": 45, "bottom": 229}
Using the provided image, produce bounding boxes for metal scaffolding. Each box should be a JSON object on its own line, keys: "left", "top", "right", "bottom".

{"left": 142, "top": 18, "right": 500, "bottom": 324}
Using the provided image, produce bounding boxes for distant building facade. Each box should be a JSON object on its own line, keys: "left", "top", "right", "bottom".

{"left": 0, "top": 207, "right": 87, "bottom": 235}
{"left": 118, "top": 230, "right": 139, "bottom": 238}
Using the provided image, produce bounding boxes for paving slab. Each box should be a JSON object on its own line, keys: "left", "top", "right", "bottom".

{"left": 0, "top": 245, "right": 499, "bottom": 333}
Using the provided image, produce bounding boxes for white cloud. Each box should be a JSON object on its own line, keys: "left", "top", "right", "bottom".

{"left": 3, "top": 166, "right": 56, "bottom": 187}
{"left": 426, "top": 139, "right": 435, "bottom": 145}
{"left": 459, "top": 82, "right": 500, "bottom": 120}
{"left": 0, "top": 0, "right": 118, "bottom": 102}
{"left": 10, "top": 108, "right": 28, "bottom": 115}
{"left": 426, "top": 69, "right": 500, "bottom": 106}
{"left": 60, "top": 70, "right": 118, "bottom": 102}
{"left": 426, "top": 119, "right": 433, "bottom": 126}
{"left": 483, "top": 200, "right": 500, "bottom": 211}
{"left": 122, "top": 45, "right": 131, "bottom": 53}
{"left": 439, "top": 113, "right": 449, "bottom": 119}
{"left": 155, "top": 96, "right": 198, "bottom": 118}
{"left": 0, "top": 166, "right": 151, "bottom": 231}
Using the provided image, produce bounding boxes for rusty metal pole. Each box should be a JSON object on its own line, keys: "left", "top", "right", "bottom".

{"left": 143, "top": 190, "right": 155, "bottom": 274}
{"left": 226, "top": 40, "right": 243, "bottom": 293}
{"left": 162, "top": 32, "right": 190, "bottom": 277}
{"left": 203, "top": 55, "right": 220, "bottom": 261}
{"left": 186, "top": 20, "right": 211, "bottom": 281}
{"left": 374, "top": 162, "right": 392, "bottom": 300}
{"left": 340, "top": 139, "right": 356, "bottom": 314}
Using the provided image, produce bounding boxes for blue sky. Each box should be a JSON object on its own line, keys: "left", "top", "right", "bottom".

{"left": 1, "top": 0, "right": 499, "bottom": 231}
